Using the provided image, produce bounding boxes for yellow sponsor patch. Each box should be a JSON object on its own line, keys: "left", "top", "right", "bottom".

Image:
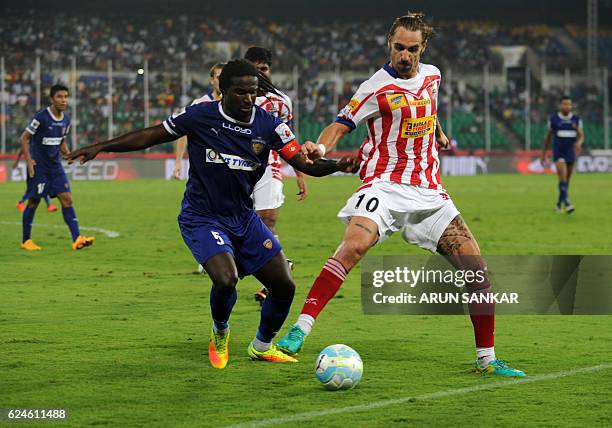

{"left": 400, "top": 115, "right": 436, "bottom": 139}
{"left": 386, "top": 93, "right": 408, "bottom": 110}
{"left": 347, "top": 97, "right": 360, "bottom": 113}
{"left": 408, "top": 98, "right": 431, "bottom": 107}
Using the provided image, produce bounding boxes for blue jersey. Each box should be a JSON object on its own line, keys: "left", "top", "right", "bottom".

{"left": 25, "top": 108, "right": 71, "bottom": 172}
{"left": 163, "top": 101, "right": 298, "bottom": 217}
{"left": 549, "top": 113, "right": 582, "bottom": 151}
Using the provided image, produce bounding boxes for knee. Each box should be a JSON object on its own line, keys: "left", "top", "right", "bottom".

{"left": 270, "top": 278, "right": 295, "bottom": 300}
{"left": 27, "top": 198, "right": 40, "bottom": 208}
{"left": 211, "top": 270, "right": 238, "bottom": 291}
{"left": 335, "top": 239, "right": 369, "bottom": 268}
{"left": 59, "top": 195, "right": 73, "bottom": 208}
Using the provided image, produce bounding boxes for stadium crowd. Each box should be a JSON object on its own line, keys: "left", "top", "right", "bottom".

{"left": 1, "top": 12, "right": 609, "bottom": 152}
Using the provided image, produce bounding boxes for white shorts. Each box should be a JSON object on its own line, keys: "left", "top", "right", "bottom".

{"left": 252, "top": 166, "right": 285, "bottom": 211}
{"left": 337, "top": 179, "right": 460, "bottom": 252}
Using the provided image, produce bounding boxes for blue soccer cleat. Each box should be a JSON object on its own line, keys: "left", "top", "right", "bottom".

{"left": 276, "top": 325, "right": 307, "bottom": 356}
{"left": 475, "top": 359, "right": 526, "bottom": 377}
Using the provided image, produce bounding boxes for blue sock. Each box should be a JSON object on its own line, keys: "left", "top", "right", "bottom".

{"left": 210, "top": 286, "right": 237, "bottom": 331}
{"left": 22, "top": 205, "right": 37, "bottom": 242}
{"left": 44, "top": 195, "right": 51, "bottom": 206}
{"left": 565, "top": 181, "right": 570, "bottom": 204}
{"left": 256, "top": 294, "right": 294, "bottom": 343}
{"left": 19, "top": 191, "right": 27, "bottom": 204}
{"left": 62, "top": 207, "right": 80, "bottom": 241}
{"left": 558, "top": 181, "right": 567, "bottom": 205}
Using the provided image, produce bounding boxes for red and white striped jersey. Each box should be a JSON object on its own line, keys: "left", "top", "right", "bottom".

{"left": 256, "top": 90, "right": 293, "bottom": 182}
{"left": 337, "top": 63, "right": 442, "bottom": 190}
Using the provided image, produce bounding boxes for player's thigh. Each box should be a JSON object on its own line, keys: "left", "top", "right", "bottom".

{"left": 178, "top": 220, "right": 235, "bottom": 268}
{"left": 252, "top": 251, "right": 294, "bottom": 298}
{"left": 203, "top": 252, "right": 239, "bottom": 289}
{"left": 56, "top": 191, "right": 73, "bottom": 207}
{"left": 436, "top": 215, "right": 481, "bottom": 256}
{"left": 232, "top": 211, "right": 282, "bottom": 278}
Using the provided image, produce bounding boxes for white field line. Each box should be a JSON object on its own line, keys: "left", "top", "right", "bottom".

{"left": 0, "top": 221, "right": 120, "bottom": 238}
{"left": 228, "top": 364, "right": 612, "bottom": 428}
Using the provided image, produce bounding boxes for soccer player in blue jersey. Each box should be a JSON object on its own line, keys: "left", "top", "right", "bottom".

{"left": 20, "top": 84, "right": 95, "bottom": 251}
{"left": 66, "top": 59, "right": 358, "bottom": 368}
{"left": 541, "top": 96, "right": 584, "bottom": 213}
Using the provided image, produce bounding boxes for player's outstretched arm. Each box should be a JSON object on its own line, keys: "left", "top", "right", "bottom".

{"left": 285, "top": 152, "right": 359, "bottom": 177}
{"left": 306, "top": 122, "right": 352, "bottom": 161}
{"left": 65, "top": 125, "right": 176, "bottom": 165}
{"left": 173, "top": 136, "right": 188, "bottom": 179}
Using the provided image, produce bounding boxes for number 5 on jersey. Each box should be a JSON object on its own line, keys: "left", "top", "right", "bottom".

{"left": 211, "top": 231, "right": 225, "bottom": 245}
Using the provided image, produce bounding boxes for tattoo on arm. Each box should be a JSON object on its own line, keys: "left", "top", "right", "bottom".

{"left": 436, "top": 216, "right": 476, "bottom": 256}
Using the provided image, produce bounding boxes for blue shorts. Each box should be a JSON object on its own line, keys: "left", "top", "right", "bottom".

{"left": 553, "top": 145, "right": 576, "bottom": 164}
{"left": 178, "top": 209, "right": 282, "bottom": 278}
{"left": 25, "top": 168, "right": 70, "bottom": 200}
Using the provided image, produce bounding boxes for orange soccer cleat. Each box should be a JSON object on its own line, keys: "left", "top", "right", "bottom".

{"left": 20, "top": 239, "right": 42, "bottom": 251}
{"left": 47, "top": 204, "right": 58, "bottom": 212}
{"left": 72, "top": 235, "right": 96, "bottom": 250}
{"left": 16, "top": 201, "right": 26, "bottom": 213}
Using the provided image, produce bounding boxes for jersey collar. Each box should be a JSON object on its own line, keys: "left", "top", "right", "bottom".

{"left": 558, "top": 112, "right": 574, "bottom": 120}
{"left": 47, "top": 107, "right": 64, "bottom": 121}
{"left": 218, "top": 102, "right": 255, "bottom": 125}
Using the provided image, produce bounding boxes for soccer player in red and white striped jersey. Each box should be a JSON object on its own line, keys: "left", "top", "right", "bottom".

{"left": 277, "top": 13, "right": 525, "bottom": 377}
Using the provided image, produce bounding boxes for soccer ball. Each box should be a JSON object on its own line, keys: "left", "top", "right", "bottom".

{"left": 314, "top": 344, "right": 363, "bottom": 390}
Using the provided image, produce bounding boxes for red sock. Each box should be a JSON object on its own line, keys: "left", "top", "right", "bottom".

{"left": 301, "top": 258, "right": 348, "bottom": 319}
{"left": 468, "top": 289, "right": 495, "bottom": 348}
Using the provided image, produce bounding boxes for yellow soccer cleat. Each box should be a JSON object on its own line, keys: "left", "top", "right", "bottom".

{"left": 248, "top": 343, "right": 298, "bottom": 363}
{"left": 209, "top": 328, "right": 230, "bottom": 369}
{"left": 20, "top": 239, "right": 42, "bottom": 251}
{"left": 72, "top": 235, "right": 96, "bottom": 251}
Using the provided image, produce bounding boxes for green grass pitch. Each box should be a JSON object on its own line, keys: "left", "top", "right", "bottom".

{"left": 1, "top": 174, "right": 611, "bottom": 427}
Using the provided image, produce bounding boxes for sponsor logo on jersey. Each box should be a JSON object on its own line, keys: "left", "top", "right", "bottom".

{"left": 275, "top": 123, "right": 295, "bottom": 144}
{"left": 339, "top": 97, "right": 360, "bottom": 120}
{"left": 251, "top": 137, "right": 266, "bottom": 155}
{"left": 557, "top": 130, "right": 578, "bottom": 138}
{"left": 386, "top": 93, "right": 408, "bottom": 110}
{"left": 400, "top": 115, "right": 436, "bottom": 139}
{"left": 41, "top": 137, "right": 64, "bottom": 146}
{"left": 347, "top": 97, "right": 359, "bottom": 112}
{"left": 408, "top": 98, "right": 431, "bottom": 107}
{"left": 205, "top": 149, "right": 260, "bottom": 171}
{"left": 263, "top": 238, "right": 273, "bottom": 250}
{"left": 222, "top": 122, "right": 252, "bottom": 135}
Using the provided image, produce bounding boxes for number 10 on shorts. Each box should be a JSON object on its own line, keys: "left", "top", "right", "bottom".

{"left": 355, "top": 194, "right": 379, "bottom": 212}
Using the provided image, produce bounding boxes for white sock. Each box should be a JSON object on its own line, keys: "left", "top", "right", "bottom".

{"left": 476, "top": 347, "right": 496, "bottom": 367}
{"left": 252, "top": 337, "right": 271, "bottom": 352}
{"left": 295, "top": 314, "right": 315, "bottom": 335}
